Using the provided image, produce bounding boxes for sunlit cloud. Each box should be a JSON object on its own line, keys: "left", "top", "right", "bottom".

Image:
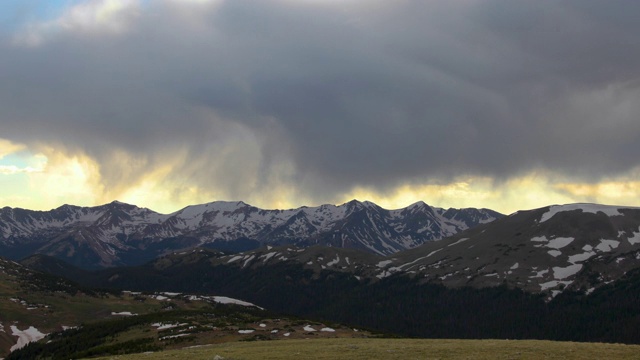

{"left": 338, "top": 172, "right": 638, "bottom": 214}
{"left": 0, "top": 138, "right": 25, "bottom": 159}
{"left": 0, "top": 165, "right": 43, "bottom": 175}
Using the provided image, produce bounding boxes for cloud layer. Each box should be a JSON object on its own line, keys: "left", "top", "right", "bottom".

{"left": 2, "top": 0, "right": 640, "bottom": 211}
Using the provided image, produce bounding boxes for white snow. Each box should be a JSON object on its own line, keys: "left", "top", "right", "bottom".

{"left": 596, "top": 239, "right": 620, "bottom": 252}
{"left": 242, "top": 255, "right": 256, "bottom": 268}
{"left": 259, "top": 323, "right": 267, "bottom": 328}
{"left": 326, "top": 255, "right": 340, "bottom": 267}
{"left": 283, "top": 332, "right": 290, "bottom": 337}
{"left": 448, "top": 238, "right": 469, "bottom": 247}
{"left": 397, "top": 255, "right": 430, "bottom": 271}
{"left": 547, "top": 237, "right": 574, "bottom": 249}
{"left": 376, "top": 260, "right": 393, "bottom": 268}
{"left": 303, "top": 325, "right": 317, "bottom": 332}
{"left": 321, "top": 327, "right": 336, "bottom": 332}
{"left": 510, "top": 263, "right": 519, "bottom": 270}
{"left": 152, "top": 323, "right": 183, "bottom": 330}
{"left": 10, "top": 326, "right": 47, "bottom": 352}
{"left": 547, "top": 250, "right": 562, "bottom": 257}
{"left": 568, "top": 250, "right": 596, "bottom": 263}
{"left": 238, "top": 330, "right": 255, "bottom": 334}
{"left": 426, "top": 249, "right": 442, "bottom": 257}
{"left": 531, "top": 236, "right": 548, "bottom": 242}
{"left": 261, "top": 252, "right": 277, "bottom": 263}
{"left": 628, "top": 231, "right": 640, "bottom": 245}
{"left": 227, "top": 255, "right": 243, "bottom": 263}
{"left": 160, "top": 334, "right": 190, "bottom": 340}
{"left": 531, "top": 269, "right": 549, "bottom": 278}
{"left": 111, "top": 311, "right": 137, "bottom": 316}
{"left": 553, "top": 264, "right": 583, "bottom": 280}
{"left": 540, "top": 203, "right": 626, "bottom": 223}
{"left": 212, "top": 296, "right": 261, "bottom": 309}
{"left": 271, "top": 329, "right": 279, "bottom": 333}
{"left": 540, "top": 280, "right": 573, "bottom": 291}
{"left": 532, "top": 236, "right": 574, "bottom": 250}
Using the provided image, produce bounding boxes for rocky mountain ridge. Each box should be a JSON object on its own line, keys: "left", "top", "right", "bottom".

{"left": 135, "top": 203, "right": 640, "bottom": 299}
{"left": 0, "top": 200, "right": 501, "bottom": 268}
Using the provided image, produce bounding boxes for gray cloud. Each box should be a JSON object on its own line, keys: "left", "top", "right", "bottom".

{"left": 2, "top": 0, "right": 640, "bottom": 203}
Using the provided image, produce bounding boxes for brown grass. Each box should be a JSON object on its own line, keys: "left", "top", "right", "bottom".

{"left": 91, "top": 337, "right": 640, "bottom": 360}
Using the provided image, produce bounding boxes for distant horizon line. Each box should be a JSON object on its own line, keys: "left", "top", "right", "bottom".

{"left": 3, "top": 198, "right": 637, "bottom": 216}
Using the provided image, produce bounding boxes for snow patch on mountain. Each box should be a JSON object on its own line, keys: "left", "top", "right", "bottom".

{"left": 628, "top": 231, "right": 640, "bottom": 245}
{"left": 553, "top": 264, "right": 583, "bottom": 280}
{"left": 427, "top": 249, "right": 443, "bottom": 257}
{"left": 540, "top": 280, "right": 573, "bottom": 292}
{"left": 568, "top": 250, "right": 596, "bottom": 263}
{"left": 540, "top": 204, "right": 627, "bottom": 223}
{"left": 326, "top": 255, "right": 340, "bottom": 267}
{"left": 531, "top": 236, "right": 574, "bottom": 250}
{"left": 10, "top": 325, "right": 47, "bottom": 352}
{"left": 448, "top": 238, "right": 469, "bottom": 247}
{"left": 595, "top": 239, "right": 620, "bottom": 252}
{"left": 548, "top": 237, "right": 574, "bottom": 249}
{"left": 212, "top": 296, "right": 261, "bottom": 308}
{"left": 548, "top": 250, "right": 562, "bottom": 257}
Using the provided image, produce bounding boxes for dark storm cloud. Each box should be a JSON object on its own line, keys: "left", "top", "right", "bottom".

{"left": 1, "top": 0, "right": 640, "bottom": 201}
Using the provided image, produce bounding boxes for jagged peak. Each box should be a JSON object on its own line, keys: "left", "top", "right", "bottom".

{"left": 343, "top": 199, "right": 376, "bottom": 208}
{"left": 173, "top": 200, "right": 253, "bottom": 216}
{"left": 406, "top": 201, "right": 429, "bottom": 210}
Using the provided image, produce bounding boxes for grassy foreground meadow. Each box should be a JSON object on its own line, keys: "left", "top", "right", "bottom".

{"left": 93, "top": 338, "right": 640, "bottom": 360}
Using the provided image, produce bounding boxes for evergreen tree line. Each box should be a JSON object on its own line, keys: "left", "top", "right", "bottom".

{"left": 38, "top": 257, "right": 640, "bottom": 344}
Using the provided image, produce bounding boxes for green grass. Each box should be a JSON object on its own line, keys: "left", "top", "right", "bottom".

{"left": 91, "top": 338, "right": 640, "bottom": 360}
{"left": 0, "top": 265, "right": 215, "bottom": 357}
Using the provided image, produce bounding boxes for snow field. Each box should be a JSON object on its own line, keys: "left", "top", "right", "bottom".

{"left": 540, "top": 204, "right": 627, "bottom": 223}
{"left": 10, "top": 326, "right": 47, "bottom": 352}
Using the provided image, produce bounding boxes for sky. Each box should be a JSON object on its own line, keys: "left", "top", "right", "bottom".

{"left": 1, "top": 0, "right": 640, "bottom": 215}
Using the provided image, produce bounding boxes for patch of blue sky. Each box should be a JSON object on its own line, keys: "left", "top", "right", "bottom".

{"left": 1, "top": 0, "right": 152, "bottom": 31}
{"left": 0, "top": 0, "right": 78, "bottom": 30}
{"left": 0, "top": 153, "right": 37, "bottom": 168}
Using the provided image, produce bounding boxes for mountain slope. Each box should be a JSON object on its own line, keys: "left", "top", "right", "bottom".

{"left": 382, "top": 203, "right": 640, "bottom": 298}
{"left": 2, "top": 255, "right": 373, "bottom": 358}
{"left": 0, "top": 200, "right": 502, "bottom": 268}
{"left": 28, "top": 243, "right": 640, "bottom": 344}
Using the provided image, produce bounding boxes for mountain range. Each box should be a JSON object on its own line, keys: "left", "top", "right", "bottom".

{"left": 4, "top": 200, "right": 640, "bottom": 300}
{"left": 0, "top": 200, "right": 501, "bottom": 268}
{"left": 20, "top": 202, "right": 640, "bottom": 299}
{"left": 5, "top": 201, "right": 640, "bottom": 351}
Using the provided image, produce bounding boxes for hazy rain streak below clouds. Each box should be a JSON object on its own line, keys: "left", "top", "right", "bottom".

{"left": 1, "top": 0, "right": 640, "bottom": 201}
